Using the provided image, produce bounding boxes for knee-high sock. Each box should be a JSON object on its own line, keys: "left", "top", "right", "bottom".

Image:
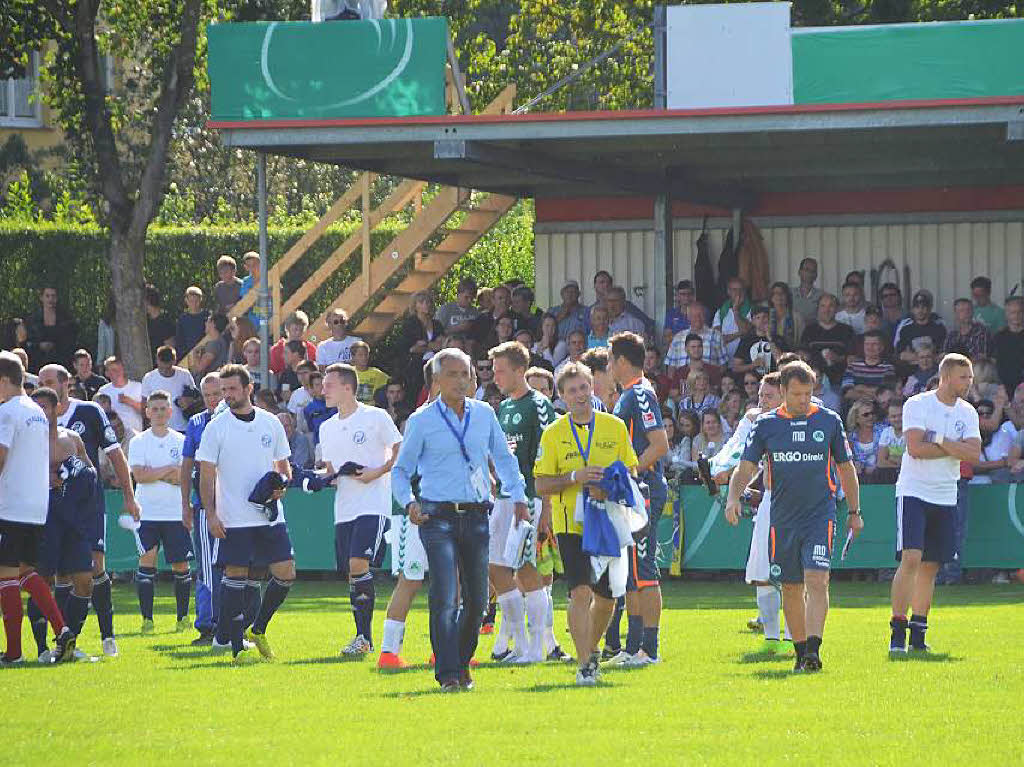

{"left": 492, "top": 593, "right": 513, "bottom": 655}
{"left": 756, "top": 586, "right": 782, "bottom": 641}
{"left": 381, "top": 618, "right": 405, "bottom": 655}
{"left": 242, "top": 580, "right": 262, "bottom": 631}
{"left": 91, "top": 572, "right": 114, "bottom": 639}
{"left": 64, "top": 593, "right": 91, "bottom": 638}
{"left": 349, "top": 572, "right": 375, "bottom": 643}
{"left": 642, "top": 626, "right": 660, "bottom": 659}
{"left": 54, "top": 583, "right": 72, "bottom": 616}
{"left": 26, "top": 598, "right": 49, "bottom": 655}
{"left": 506, "top": 591, "right": 528, "bottom": 653}
{"left": 174, "top": 572, "right": 192, "bottom": 622}
{"left": 136, "top": 567, "right": 157, "bottom": 621}
{"left": 218, "top": 578, "right": 246, "bottom": 654}
{"left": 251, "top": 577, "right": 291, "bottom": 635}
{"left": 625, "top": 614, "right": 644, "bottom": 655}
{"left": 1, "top": 579, "right": 23, "bottom": 659}
{"left": 605, "top": 596, "right": 624, "bottom": 650}
{"left": 524, "top": 588, "right": 548, "bottom": 660}
{"left": 543, "top": 585, "right": 557, "bottom": 652}
{"left": 20, "top": 572, "right": 65, "bottom": 635}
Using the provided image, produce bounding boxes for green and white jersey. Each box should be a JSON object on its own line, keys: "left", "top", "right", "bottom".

{"left": 497, "top": 388, "right": 556, "bottom": 499}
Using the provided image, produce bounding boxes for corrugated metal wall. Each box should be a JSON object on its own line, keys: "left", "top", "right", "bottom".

{"left": 535, "top": 218, "right": 1024, "bottom": 326}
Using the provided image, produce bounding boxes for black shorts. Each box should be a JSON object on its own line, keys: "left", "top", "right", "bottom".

{"left": 0, "top": 520, "right": 43, "bottom": 568}
{"left": 40, "top": 515, "right": 93, "bottom": 576}
{"left": 136, "top": 521, "right": 194, "bottom": 565}
{"left": 216, "top": 524, "right": 294, "bottom": 568}
{"left": 556, "top": 532, "right": 613, "bottom": 600}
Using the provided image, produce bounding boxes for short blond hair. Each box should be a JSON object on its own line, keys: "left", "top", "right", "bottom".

{"left": 488, "top": 341, "right": 530, "bottom": 371}
{"left": 555, "top": 361, "right": 593, "bottom": 395}
{"left": 939, "top": 353, "right": 972, "bottom": 378}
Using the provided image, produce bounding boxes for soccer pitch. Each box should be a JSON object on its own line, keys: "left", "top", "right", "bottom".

{"left": 6, "top": 580, "right": 1022, "bottom": 766}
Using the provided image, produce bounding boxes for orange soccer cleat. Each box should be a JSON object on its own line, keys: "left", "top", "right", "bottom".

{"left": 377, "top": 652, "right": 409, "bottom": 670}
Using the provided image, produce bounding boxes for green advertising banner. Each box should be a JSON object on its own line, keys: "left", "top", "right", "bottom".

{"left": 100, "top": 484, "right": 1024, "bottom": 574}
{"left": 208, "top": 18, "right": 448, "bottom": 121}
{"left": 792, "top": 20, "right": 1024, "bottom": 105}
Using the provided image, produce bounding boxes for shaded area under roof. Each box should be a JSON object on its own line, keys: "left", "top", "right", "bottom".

{"left": 212, "top": 97, "right": 1024, "bottom": 210}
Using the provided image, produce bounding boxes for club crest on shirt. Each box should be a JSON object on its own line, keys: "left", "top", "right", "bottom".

{"left": 812, "top": 430, "right": 825, "bottom": 442}
{"left": 261, "top": 434, "right": 272, "bottom": 448}
{"left": 170, "top": 447, "right": 180, "bottom": 460}
{"left": 104, "top": 426, "right": 116, "bottom": 443}
{"left": 71, "top": 421, "right": 86, "bottom": 435}
{"left": 954, "top": 420, "right": 966, "bottom": 437}
{"left": 353, "top": 430, "right": 366, "bottom": 445}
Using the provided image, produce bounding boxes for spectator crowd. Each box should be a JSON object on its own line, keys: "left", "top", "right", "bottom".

{"left": 3, "top": 253, "right": 1024, "bottom": 581}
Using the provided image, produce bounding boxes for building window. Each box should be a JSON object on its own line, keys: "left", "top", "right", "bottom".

{"left": 1, "top": 53, "right": 42, "bottom": 127}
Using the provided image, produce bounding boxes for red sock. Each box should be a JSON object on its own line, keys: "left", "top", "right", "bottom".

{"left": 1, "top": 579, "right": 23, "bottom": 659}
{"left": 19, "top": 572, "right": 65, "bottom": 634}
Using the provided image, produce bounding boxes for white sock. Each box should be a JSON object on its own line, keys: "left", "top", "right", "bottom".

{"left": 381, "top": 618, "right": 405, "bottom": 655}
{"left": 504, "top": 590, "right": 528, "bottom": 654}
{"left": 543, "top": 585, "right": 557, "bottom": 652}
{"left": 756, "top": 586, "right": 781, "bottom": 640}
{"left": 524, "top": 588, "right": 548, "bottom": 660}
{"left": 493, "top": 592, "right": 515, "bottom": 655}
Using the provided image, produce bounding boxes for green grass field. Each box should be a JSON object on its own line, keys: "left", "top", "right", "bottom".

{"left": 6, "top": 579, "right": 1023, "bottom": 766}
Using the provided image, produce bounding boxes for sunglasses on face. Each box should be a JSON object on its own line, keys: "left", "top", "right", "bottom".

{"left": 331, "top": 320, "right": 346, "bottom": 326}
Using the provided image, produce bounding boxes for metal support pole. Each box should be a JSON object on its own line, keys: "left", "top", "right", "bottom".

{"left": 653, "top": 5, "right": 667, "bottom": 109}
{"left": 653, "top": 7, "right": 672, "bottom": 334}
{"left": 258, "top": 152, "right": 270, "bottom": 387}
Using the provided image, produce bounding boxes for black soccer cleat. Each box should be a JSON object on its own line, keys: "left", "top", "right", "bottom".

{"left": 600, "top": 645, "right": 622, "bottom": 661}
{"left": 53, "top": 627, "right": 77, "bottom": 664}
{"left": 547, "top": 646, "right": 573, "bottom": 663}
{"left": 191, "top": 630, "right": 216, "bottom": 647}
{"left": 801, "top": 653, "right": 823, "bottom": 672}
{"left": 491, "top": 649, "right": 513, "bottom": 662}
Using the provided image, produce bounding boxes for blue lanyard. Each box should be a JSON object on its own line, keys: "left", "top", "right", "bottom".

{"left": 436, "top": 399, "right": 472, "bottom": 464}
{"left": 569, "top": 417, "right": 594, "bottom": 465}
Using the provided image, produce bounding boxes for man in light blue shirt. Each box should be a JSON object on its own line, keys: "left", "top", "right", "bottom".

{"left": 393, "top": 348, "right": 527, "bottom": 691}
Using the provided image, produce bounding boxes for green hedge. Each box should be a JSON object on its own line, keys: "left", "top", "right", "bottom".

{"left": 0, "top": 200, "right": 535, "bottom": 370}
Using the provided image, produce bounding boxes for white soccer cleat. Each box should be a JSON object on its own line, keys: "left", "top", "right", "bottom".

{"left": 101, "top": 638, "right": 118, "bottom": 657}
{"left": 600, "top": 649, "right": 633, "bottom": 667}
{"left": 340, "top": 636, "right": 373, "bottom": 656}
{"left": 36, "top": 649, "right": 55, "bottom": 664}
{"left": 622, "top": 650, "right": 660, "bottom": 667}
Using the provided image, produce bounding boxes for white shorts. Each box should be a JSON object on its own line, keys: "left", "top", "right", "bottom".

{"left": 744, "top": 491, "right": 772, "bottom": 584}
{"left": 388, "top": 514, "right": 427, "bottom": 580}
{"left": 488, "top": 498, "right": 540, "bottom": 568}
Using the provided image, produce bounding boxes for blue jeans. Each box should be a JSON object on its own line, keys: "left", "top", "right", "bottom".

{"left": 418, "top": 506, "right": 489, "bottom": 684}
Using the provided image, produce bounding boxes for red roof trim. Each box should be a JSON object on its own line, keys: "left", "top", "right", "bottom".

{"left": 207, "top": 95, "right": 1024, "bottom": 130}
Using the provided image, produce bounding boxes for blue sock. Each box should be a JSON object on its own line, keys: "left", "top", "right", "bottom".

{"left": 605, "top": 596, "right": 624, "bottom": 651}
{"left": 65, "top": 593, "right": 91, "bottom": 637}
{"left": 174, "top": 572, "right": 192, "bottom": 622}
{"left": 243, "top": 580, "right": 262, "bottom": 631}
{"left": 92, "top": 573, "right": 115, "bottom": 639}
{"left": 218, "top": 578, "right": 246, "bottom": 654}
{"left": 26, "top": 598, "right": 49, "bottom": 654}
{"left": 251, "top": 577, "right": 291, "bottom": 635}
{"left": 350, "top": 572, "right": 375, "bottom": 643}
{"left": 642, "top": 626, "right": 660, "bottom": 659}
{"left": 136, "top": 567, "right": 157, "bottom": 621}
{"left": 625, "top": 614, "right": 644, "bottom": 655}
{"left": 54, "top": 583, "right": 72, "bottom": 616}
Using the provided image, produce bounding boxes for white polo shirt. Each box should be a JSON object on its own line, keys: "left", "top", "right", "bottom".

{"left": 141, "top": 367, "right": 196, "bottom": 431}
{"left": 0, "top": 395, "right": 50, "bottom": 525}
{"left": 896, "top": 390, "right": 980, "bottom": 506}
{"left": 195, "top": 407, "right": 290, "bottom": 528}
{"left": 129, "top": 427, "right": 185, "bottom": 522}
{"left": 317, "top": 336, "right": 361, "bottom": 366}
{"left": 319, "top": 403, "right": 402, "bottom": 523}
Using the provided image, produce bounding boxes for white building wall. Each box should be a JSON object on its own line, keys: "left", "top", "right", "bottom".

{"left": 535, "top": 214, "right": 1024, "bottom": 327}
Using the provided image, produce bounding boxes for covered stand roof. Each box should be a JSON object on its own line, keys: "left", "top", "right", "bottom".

{"left": 211, "top": 97, "right": 1024, "bottom": 210}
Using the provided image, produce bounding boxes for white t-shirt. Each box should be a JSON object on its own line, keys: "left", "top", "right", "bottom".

{"left": 0, "top": 395, "right": 50, "bottom": 525}
{"left": 98, "top": 380, "right": 144, "bottom": 433}
{"left": 896, "top": 391, "right": 980, "bottom": 505}
{"left": 317, "top": 336, "right": 361, "bottom": 366}
{"left": 287, "top": 387, "right": 314, "bottom": 431}
{"left": 835, "top": 308, "right": 866, "bottom": 335}
{"left": 129, "top": 428, "right": 185, "bottom": 522}
{"left": 878, "top": 425, "right": 906, "bottom": 461}
{"left": 141, "top": 367, "right": 196, "bottom": 431}
{"left": 319, "top": 403, "right": 402, "bottom": 523}
{"left": 195, "top": 407, "right": 290, "bottom": 528}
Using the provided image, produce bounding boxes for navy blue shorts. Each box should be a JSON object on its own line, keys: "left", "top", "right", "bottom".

{"left": 897, "top": 495, "right": 955, "bottom": 564}
{"left": 769, "top": 515, "right": 837, "bottom": 584}
{"left": 216, "top": 524, "right": 294, "bottom": 568}
{"left": 90, "top": 488, "right": 107, "bottom": 553}
{"left": 136, "top": 520, "right": 194, "bottom": 565}
{"left": 40, "top": 515, "right": 93, "bottom": 576}
{"left": 334, "top": 516, "right": 390, "bottom": 578}
{"left": 627, "top": 497, "right": 664, "bottom": 592}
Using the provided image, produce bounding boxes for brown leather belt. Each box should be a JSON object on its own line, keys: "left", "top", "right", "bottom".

{"left": 422, "top": 501, "right": 491, "bottom": 514}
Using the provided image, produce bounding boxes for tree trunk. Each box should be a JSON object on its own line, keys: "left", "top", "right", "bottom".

{"left": 109, "top": 229, "right": 151, "bottom": 380}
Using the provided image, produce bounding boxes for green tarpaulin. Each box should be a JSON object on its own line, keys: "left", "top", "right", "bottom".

{"left": 101, "top": 484, "right": 1024, "bottom": 574}
{"left": 792, "top": 20, "right": 1024, "bottom": 104}
{"left": 208, "top": 17, "right": 448, "bottom": 121}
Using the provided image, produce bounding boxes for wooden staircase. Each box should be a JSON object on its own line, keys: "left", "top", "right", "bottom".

{"left": 184, "top": 82, "right": 517, "bottom": 367}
